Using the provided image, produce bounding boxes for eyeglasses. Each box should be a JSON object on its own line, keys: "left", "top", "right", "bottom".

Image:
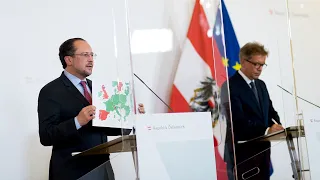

{"left": 72, "top": 52, "right": 97, "bottom": 59}
{"left": 245, "top": 59, "right": 267, "bottom": 69}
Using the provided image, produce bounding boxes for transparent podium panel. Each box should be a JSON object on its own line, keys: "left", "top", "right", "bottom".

{"left": 77, "top": 135, "right": 137, "bottom": 180}
{"left": 75, "top": 0, "right": 137, "bottom": 179}
{"left": 235, "top": 128, "right": 303, "bottom": 180}
{"left": 285, "top": 0, "right": 320, "bottom": 179}
{"left": 216, "top": 0, "right": 308, "bottom": 179}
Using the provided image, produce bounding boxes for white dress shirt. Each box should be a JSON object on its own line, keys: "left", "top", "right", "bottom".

{"left": 64, "top": 70, "right": 91, "bottom": 130}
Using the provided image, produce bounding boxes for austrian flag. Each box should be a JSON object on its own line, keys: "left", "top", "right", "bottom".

{"left": 169, "top": 0, "right": 229, "bottom": 179}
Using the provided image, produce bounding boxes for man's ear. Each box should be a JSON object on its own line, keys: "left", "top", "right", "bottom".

{"left": 64, "top": 56, "right": 72, "bottom": 66}
{"left": 239, "top": 58, "right": 245, "bottom": 69}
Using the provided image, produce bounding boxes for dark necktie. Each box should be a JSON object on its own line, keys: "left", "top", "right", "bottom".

{"left": 250, "top": 81, "right": 259, "bottom": 104}
{"left": 80, "top": 81, "right": 92, "bottom": 104}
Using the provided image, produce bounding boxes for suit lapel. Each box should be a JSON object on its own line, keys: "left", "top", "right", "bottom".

{"left": 60, "top": 72, "right": 90, "bottom": 106}
{"left": 235, "top": 72, "right": 263, "bottom": 119}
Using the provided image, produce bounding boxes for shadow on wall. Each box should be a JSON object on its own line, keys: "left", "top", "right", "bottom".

{"left": 26, "top": 133, "right": 51, "bottom": 180}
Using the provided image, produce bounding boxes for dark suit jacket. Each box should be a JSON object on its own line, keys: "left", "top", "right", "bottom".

{"left": 222, "top": 71, "right": 281, "bottom": 180}
{"left": 38, "top": 72, "right": 131, "bottom": 180}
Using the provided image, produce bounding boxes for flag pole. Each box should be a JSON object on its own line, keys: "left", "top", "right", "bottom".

{"left": 217, "top": 0, "right": 238, "bottom": 178}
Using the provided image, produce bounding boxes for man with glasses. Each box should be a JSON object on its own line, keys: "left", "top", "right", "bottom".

{"left": 38, "top": 38, "right": 145, "bottom": 180}
{"left": 223, "top": 42, "right": 284, "bottom": 180}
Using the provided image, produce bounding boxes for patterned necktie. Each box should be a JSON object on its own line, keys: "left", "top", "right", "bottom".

{"left": 80, "top": 81, "right": 92, "bottom": 104}
{"left": 250, "top": 81, "right": 259, "bottom": 104}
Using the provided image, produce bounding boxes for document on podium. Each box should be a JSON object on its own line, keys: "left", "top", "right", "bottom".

{"left": 135, "top": 112, "right": 217, "bottom": 180}
{"left": 304, "top": 111, "right": 320, "bottom": 180}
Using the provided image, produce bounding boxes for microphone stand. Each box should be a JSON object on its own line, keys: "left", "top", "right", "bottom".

{"left": 133, "top": 73, "right": 174, "bottom": 112}
{"left": 131, "top": 73, "right": 175, "bottom": 134}
{"left": 277, "top": 85, "right": 320, "bottom": 109}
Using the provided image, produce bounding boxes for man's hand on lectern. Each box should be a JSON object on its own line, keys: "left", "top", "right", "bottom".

{"left": 267, "top": 124, "right": 284, "bottom": 134}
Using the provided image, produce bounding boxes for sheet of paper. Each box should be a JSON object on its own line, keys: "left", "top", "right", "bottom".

{"left": 90, "top": 3, "right": 135, "bottom": 128}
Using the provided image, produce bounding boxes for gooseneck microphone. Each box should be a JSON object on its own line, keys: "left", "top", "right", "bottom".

{"left": 277, "top": 85, "right": 320, "bottom": 108}
{"left": 133, "top": 73, "right": 174, "bottom": 112}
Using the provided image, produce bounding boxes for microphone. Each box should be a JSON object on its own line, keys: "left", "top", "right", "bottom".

{"left": 277, "top": 85, "right": 320, "bottom": 109}
{"left": 133, "top": 73, "right": 174, "bottom": 112}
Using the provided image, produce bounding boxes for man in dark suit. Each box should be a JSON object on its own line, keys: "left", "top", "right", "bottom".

{"left": 38, "top": 38, "right": 145, "bottom": 180}
{"left": 222, "top": 42, "right": 284, "bottom": 180}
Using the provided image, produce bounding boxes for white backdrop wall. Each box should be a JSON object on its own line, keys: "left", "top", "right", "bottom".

{"left": 0, "top": 0, "right": 319, "bottom": 179}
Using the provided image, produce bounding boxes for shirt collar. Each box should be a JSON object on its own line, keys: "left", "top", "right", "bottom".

{"left": 64, "top": 70, "right": 87, "bottom": 86}
{"left": 238, "top": 69, "right": 254, "bottom": 85}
